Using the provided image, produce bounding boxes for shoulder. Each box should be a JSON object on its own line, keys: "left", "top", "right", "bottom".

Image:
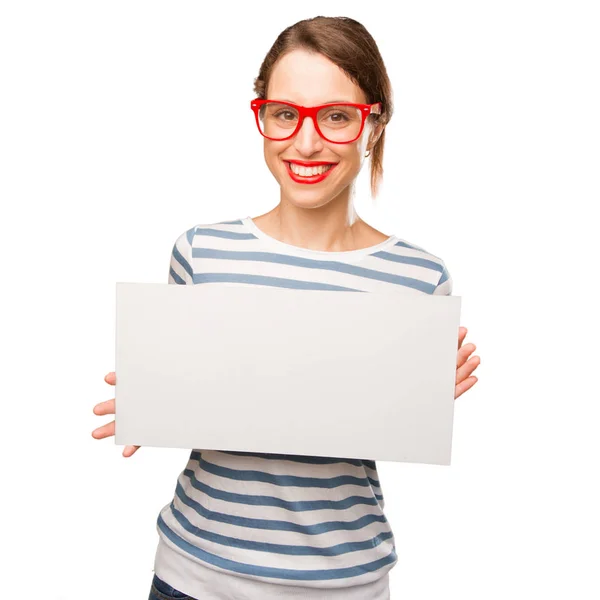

{"left": 172, "top": 224, "right": 197, "bottom": 248}
{"left": 174, "top": 217, "right": 251, "bottom": 245}
{"left": 391, "top": 235, "right": 448, "bottom": 271}
{"left": 390, "top": 236, "right": 452, "bottom": 295}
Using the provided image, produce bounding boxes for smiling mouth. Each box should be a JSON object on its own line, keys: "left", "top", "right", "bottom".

{"left": 283, "top": 160, "right": 338, "bottom": 184}
{"left": 285, "top": 161, "right": 336, "bottom": 177}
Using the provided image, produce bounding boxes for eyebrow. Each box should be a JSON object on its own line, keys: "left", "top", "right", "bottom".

{"left": 276, "top": 99, "right": 355, "bottom": 104}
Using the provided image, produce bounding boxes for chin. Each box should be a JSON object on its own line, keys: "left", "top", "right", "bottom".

{"left": 282, "top": 189, "right": 333, "bottom": 209}
{"left": 283, "top": 180, "right": 353, "bottom": 211}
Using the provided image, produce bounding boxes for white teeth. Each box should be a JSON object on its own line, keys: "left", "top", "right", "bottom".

{"left": 288, "top": 163, "right": 333, "bottom": 176}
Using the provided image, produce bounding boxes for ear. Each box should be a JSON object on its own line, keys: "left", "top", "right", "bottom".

{"left": 367, "top": 121, "right": 385, "bottom": 152}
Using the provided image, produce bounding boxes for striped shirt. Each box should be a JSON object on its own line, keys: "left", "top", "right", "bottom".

{"left": 153, "top": 216, "right": 453, "bottom": 599}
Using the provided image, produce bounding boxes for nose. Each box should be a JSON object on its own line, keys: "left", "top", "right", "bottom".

{"left": 293, "top": 116, "right": 324, "bottom": 155}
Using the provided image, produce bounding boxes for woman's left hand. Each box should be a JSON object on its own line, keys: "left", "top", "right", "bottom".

{"left": 455, "top": 326, "right": 480, "bottom": 400}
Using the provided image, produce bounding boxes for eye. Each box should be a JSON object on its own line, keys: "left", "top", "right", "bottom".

{"left": 273, "top": 110, "right": 297, "bottom": 121}
{"left": 319, "top": 107, "right": 355, "bottom": 127}
{"left": 327, "top": 112, "right": 350, "bottom": 122}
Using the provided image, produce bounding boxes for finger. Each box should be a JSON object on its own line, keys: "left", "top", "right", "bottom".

{"left": 455, "top": 375, "right": 478, "bottom": 400}
{"left": 104, "top": 371, "right": 116, "bottom": 386}
{"left": 458, "top": 327, "right": 467, "bottom": 349}
{"left": 457, "top": 343, "right": 476, "bottom": 369}
{"left": 91, "top": 420, "right": 115, "bottom": 440}
{"left": 93, "top": 398, "right": 115, "bottom": 416}
{"left": 123, "top": 445, "right": 141, "bottom": 458}
{"left": 456, "top": 356, "right": 480, "bottom": 384}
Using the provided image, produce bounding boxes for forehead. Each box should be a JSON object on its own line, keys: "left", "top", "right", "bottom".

{"left": 267, "top": 49, "right": 366, "bottom": 105}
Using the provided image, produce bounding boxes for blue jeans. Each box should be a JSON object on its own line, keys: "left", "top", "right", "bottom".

{"left": 148, "top": 574, "right": 197, "bottom": 600}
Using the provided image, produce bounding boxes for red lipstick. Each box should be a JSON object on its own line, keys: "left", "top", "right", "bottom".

{"left": 284, "top": 159, "right": 338, "bottom": 185}
{"left": 287, "top": 160, "right": 335, "bottom": 166}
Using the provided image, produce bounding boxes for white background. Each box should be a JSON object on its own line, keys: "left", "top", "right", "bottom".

{"left": 1, "top": 1, "right": 598, "bottom": 598}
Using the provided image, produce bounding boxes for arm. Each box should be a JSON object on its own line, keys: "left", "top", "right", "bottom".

{"left": 435, "top": 260, "right": 481, "bottom": 398}
{"left": 169, "top": 227, "right": 195, "bottom": 285}
{"left": 433, "top": 261, "right": 452, "bottom": 296}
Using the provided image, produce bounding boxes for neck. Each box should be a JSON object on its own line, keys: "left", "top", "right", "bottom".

{"left": 259, "top": 186, "right": 367, "bottom": 253}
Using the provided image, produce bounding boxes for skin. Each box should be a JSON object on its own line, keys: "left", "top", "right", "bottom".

{"left": 92, "top": 48, "right": 480, "bottom": 457}
{"left": 252, "top": 48, "right": 388, "bottom": 251}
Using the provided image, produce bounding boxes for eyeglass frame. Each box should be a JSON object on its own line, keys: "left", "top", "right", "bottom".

{"left": 250, "top": 98, "right": 383, "bottom": 144}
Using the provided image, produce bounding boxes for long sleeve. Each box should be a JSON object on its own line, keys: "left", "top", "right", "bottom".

{"left": 168, "top": 227, "right": 195, "bottom": 285}
{"left": 433, "top": 260, "right": 453, "bottom": 295}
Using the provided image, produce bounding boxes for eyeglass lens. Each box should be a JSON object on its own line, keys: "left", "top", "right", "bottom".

{"left": 258, "top": 102, "right": 363, "bottom": 142}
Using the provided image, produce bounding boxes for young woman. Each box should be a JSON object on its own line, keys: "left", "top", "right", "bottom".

{"left": 93, "top": 16, "right": 480, "bottom": 600}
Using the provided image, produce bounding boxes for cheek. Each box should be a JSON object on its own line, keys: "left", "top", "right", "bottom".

{"left": 263, "top": 145, "right": 282, "bottom": 181}
{"left": 337, "top": 149, "right": 363, "bottom": 178}
{"left": 264, "top": 141, "right": 287, "bottom": 168}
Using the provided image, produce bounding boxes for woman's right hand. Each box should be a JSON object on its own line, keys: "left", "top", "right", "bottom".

{"left": 92, "top": 371, "right": 141, "bottom": 457}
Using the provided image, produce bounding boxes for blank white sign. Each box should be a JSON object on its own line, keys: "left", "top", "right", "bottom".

{"left": 114, "top": 283, "right": 461, "bottom": 465}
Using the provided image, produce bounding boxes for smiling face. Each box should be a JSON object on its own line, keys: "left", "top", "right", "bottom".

{"left": 263, "top": 48, "right": 382, "bottom": 210}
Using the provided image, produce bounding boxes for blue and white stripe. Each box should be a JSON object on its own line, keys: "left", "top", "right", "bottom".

{"left": 156, "top": 216, "right": 452, "bottom": 590}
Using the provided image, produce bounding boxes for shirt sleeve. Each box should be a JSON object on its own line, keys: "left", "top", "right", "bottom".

{"left": 168, "top": 227, "right": 195, "bottom": 285}
{"left": 433, "top": 260, "right": 453, "bottom": 296}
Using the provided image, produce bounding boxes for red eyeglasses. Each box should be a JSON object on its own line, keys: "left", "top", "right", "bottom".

{"left": 250, "top": 98, "right": 382, "bottom": 144}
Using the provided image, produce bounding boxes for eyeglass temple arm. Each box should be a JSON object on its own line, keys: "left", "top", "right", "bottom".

{"left": 370, "top": 102, "right": 382, "bottom": 115}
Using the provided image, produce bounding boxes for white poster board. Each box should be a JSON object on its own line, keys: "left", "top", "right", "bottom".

{"left": 115, "top": 283, "right": 461, "bottom": 465}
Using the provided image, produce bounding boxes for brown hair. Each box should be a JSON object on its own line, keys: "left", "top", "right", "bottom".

{"left": 253, "top": 16, "right": 394, "bottom": 199}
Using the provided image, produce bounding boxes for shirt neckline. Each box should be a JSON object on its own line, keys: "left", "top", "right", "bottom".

{"left": 242, "top": 216, "right": 398, "bottom": 259}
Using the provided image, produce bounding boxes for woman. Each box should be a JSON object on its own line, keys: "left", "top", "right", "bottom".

{"left": 93, "top": 15, "right": 480, "bottom": 600}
